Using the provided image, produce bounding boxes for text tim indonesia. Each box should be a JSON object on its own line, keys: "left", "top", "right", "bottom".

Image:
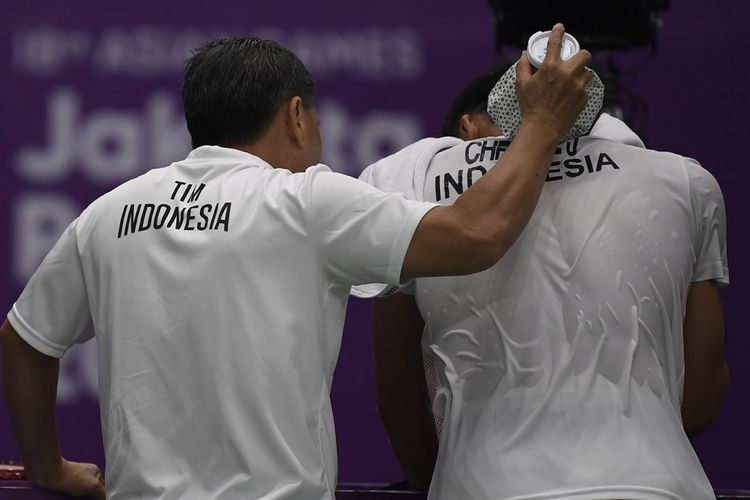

{"left": 117, "top": 139, "right": 617, "bottom": 237}
{"left": 434, "top": 138, "right": 619, "bottom": 201}
{"left": 117, "top": 181, "right": 231, "bottom": 238}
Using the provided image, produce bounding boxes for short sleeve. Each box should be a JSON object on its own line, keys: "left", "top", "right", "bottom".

{"left": 7, "top": 219, "right": 94, "bottom": 357}
{"left": 686, "top": 158, "right": 729, "bottom": 286}
{"left": 304, "top": 165, "right": 436, "bottom": 286}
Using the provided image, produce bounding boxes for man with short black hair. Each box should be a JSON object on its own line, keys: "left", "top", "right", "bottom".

{"left": 1, "top": 27, "right": 591, "bottom": 499}
{"left": 182, "top": 38, "right": 317, "bottom": 149}
{"left": 441, "top": 67, "right": 506, "bottom": 140}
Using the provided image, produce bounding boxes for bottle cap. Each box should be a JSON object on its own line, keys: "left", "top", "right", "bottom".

{"left": 527, "top": 30, "right": 580, "bottom": 68}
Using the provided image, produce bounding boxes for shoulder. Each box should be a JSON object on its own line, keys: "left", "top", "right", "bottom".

{"left": 680, "top": 158, "right": 725, "bottom": 212}
{"left": 581, "top": 138, "right": 705, "bottom": 179}
{"left": 681, "top": 157, "right": 721, "bottom": 189}
{"left": 644, "top": 149, "right": 723, "bottom": 200}
{"left": 303, "top": 163, "right": 386, "bottom": 200}
{"left": 79, "top": 166, "right": 169, "bottom": 215}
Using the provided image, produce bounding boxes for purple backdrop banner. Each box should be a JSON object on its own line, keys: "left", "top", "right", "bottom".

{"left": 1, "top": 0, "right": 748, "bottom": 490}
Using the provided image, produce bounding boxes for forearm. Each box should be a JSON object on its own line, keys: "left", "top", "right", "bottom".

{"left": 451, "top": 121, "right": 559, "bottom": 259}
{"left": 377, "top": 394, "right": 438, "bottom": 491}
{"left": 682, "top": 362, "right": 730, "bottom": 437}
{"left": 400, "top": 28, "right": 592, "bottom": 280}
{"left": 1, "top": 320, "right": 64, "bottom": 486}
{"left": 402, "top": 122, "right": 559, "bottom": 279}
{"left": 373, "top": 295, "right": 437, "bottom": 490}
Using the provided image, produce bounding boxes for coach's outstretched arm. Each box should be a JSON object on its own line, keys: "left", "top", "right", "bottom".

{"left": 401, "top": 23, "right": 591, "bottom": 281}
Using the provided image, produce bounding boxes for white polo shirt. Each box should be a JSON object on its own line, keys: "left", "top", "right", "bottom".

{"left": 361, "top": 117, "right": 728, "bottom": 500}
{"left": 8, "top": 146, "right": 435, "bottom": 500}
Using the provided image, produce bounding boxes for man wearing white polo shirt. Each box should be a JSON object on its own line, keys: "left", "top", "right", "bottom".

{"left": 1, "top": 26, "right": 591, "bottom": 499}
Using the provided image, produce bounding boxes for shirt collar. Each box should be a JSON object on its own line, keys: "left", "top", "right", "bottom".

{"left": 587, "top": 113, "right": 645, "bottom": 149}
{"left": 186, "top": 145, "right": 275, "bottom": 170}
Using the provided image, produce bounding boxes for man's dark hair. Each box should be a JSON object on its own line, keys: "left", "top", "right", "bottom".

{"left": 183, "top": 38, "right": 315, "bottom": 148}
{"left": 442, "top": 67, "right": 508, "bottom": 137}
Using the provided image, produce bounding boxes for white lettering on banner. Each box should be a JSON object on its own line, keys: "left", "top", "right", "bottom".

{"left": 92, "top": 27, "right": 229, "bottom": 77}
{"left": 13, "top": 26, "right": 425, "bottom": 81}
{"left": 12, "top": 26, "right": 92, "bottom": 77}
{"left": 318, "top": 100, "right": 422, "bottom": 176}
{"left": 94, "top": 28, "right": 168, "bottom": 75}
{"left": 15, "top": 88, "right": 190, "bottom": 183}
{"left": 14, "top": 90, "right": 421, "bottom": 182}
{"left": 13, "top": 194, "right": 78, "bottom": 283}
{"left": 57, "top": 342, "right": 99, "bottom": 404}
{"left": 79, "top": 112, "right": 140, "bottom": 181}
{"left": 285, "top": 29, "right": 424, "bottom": 80}
{"left": 15, "top": 89, "right": 77, "bottom": 181}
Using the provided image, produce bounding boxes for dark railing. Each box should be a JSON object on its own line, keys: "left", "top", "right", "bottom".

{"left": 2, "top": 481, "right": 749, "bottom": 499}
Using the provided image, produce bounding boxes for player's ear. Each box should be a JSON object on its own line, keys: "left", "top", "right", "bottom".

{"left": 459, "top": 114, "right": 479, "bottom": 141}
{"left": 283, "top": 96, "right": 306, "bottom": 147}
